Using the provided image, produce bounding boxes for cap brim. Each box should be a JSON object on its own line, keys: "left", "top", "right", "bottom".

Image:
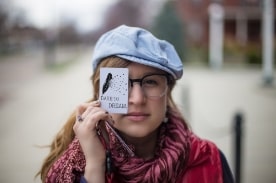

{"left": 117, "top": 54, "right": 177, "bottom": 79}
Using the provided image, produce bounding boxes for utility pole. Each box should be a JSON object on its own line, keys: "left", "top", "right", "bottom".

{"left": 262, "top": 0, "right": 274, "bottom": 85}
{"left": 208, "top": 3, "right": 224, "bottom": 70}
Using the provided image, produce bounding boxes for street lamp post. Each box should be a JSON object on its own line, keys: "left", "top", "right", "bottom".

{"left": 262, "top": 0, "right": 274, "bottom": 85}
{"left": 208, "top": 3, "right": 224, "bottom": 70}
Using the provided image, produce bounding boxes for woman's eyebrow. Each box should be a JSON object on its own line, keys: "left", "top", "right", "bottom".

{"left": 129, "top": 72, "right": 166, "bottom": 78}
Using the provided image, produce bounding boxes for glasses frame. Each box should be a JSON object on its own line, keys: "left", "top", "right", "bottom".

{"left": 128, "top": 73, "right": 171, "bottom": 99}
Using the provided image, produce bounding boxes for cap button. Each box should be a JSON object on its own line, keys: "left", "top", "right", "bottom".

{"left": 160, "top": 57, "right": 168, "bottom": 65}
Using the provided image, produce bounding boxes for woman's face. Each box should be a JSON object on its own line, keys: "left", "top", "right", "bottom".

{"left": 111, "top": 62, "right": 168, "bottom": 138}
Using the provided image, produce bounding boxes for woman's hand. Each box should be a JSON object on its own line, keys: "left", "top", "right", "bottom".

{"left": 73, "top": 100, "right": 109, "bottom": 183}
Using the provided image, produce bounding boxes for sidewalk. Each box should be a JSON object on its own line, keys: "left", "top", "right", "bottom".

{"left": 0, "top": 50, "right": 275, "bottom": 182}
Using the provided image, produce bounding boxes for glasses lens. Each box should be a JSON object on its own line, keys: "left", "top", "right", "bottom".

{"left": 142, "top": 75, "right": 168, "bottom": 98}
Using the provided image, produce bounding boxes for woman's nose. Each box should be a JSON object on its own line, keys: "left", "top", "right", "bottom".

{"left": 128, "top": 84, "right": 145, "bottom": 104}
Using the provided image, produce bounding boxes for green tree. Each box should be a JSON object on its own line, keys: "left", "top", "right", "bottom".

{"left": 151, "top": 0, "right": 186, "bottom": 61}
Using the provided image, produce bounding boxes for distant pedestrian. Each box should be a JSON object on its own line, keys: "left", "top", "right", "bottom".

{"left": 37, "top": 25, "right": 234, "bottom": 183}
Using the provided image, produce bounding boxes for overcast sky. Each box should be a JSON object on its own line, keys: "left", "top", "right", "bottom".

{"left": 9, "top": 0, "right": 118, "bottom": 32}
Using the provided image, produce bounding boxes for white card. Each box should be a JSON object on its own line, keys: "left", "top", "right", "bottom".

{"left": 99, "top": 68, "right": 129, "bottom": 114}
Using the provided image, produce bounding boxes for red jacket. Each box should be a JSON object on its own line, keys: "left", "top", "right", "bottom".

{"left": 177, "top": 134, "right": 223, "bottom": 183}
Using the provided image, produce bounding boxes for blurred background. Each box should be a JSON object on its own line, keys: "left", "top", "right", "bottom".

{"left": 0, "top": 0, "right": 275, "bottom": 182}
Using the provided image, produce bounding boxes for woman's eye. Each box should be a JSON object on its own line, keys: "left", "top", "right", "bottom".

{"left": 144, "top": 79, "right": 158, "bottom": 86}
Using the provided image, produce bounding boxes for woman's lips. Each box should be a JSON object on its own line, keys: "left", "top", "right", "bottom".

{"left": 125, "top": 112, "right": 149, "bottom": 122}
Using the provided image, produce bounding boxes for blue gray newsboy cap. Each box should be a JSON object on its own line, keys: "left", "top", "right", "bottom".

{"left": 92, "top": 25, "right": 183, "bottom": 79}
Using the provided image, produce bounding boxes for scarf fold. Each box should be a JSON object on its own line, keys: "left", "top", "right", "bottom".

{"left": 45, "top": 116, "right": 222, "bottom": 183}
{"left": 108, "top": 117, "right": 190, "bottom": 183}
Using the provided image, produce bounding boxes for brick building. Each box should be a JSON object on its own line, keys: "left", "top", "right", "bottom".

{"left": 174, "top": 0, "right": 275, "bottom": 47}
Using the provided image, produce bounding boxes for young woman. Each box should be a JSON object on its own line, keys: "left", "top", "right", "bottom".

{"left": 38, "top": 25, "right": 234, "bottom": 183}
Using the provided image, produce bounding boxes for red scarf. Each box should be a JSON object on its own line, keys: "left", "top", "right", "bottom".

{"left": 108, "top": 117, "right": 190, "bottom": 182}
{"left": 45, "top": 117, "right": 223, "bottom": 183}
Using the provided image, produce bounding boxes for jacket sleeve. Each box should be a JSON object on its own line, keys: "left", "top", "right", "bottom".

{"left": 219, "top": 150, "right": 235, "bottom": 183}
{"left": 80, "top": 176, "right": 87, "bottom": 183}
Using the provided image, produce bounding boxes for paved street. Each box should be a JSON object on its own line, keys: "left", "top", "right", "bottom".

{"left": 0, "top": 48, "right": 275, "bottom": 183}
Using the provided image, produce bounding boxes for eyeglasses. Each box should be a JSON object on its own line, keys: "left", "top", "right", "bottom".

{"left": 129, "top": 74, "right": 170, "bottom": 99}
